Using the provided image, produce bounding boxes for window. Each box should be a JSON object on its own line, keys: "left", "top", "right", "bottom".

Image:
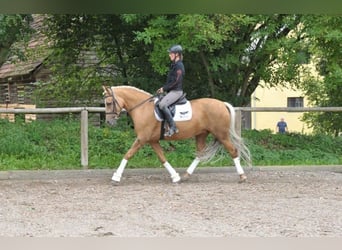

{"left": 287, "top": 97, "right": 304, "bottom": 108}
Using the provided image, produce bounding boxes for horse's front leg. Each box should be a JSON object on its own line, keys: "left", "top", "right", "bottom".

{"left": 112, "top": 138, "right": 144, "bottom": 183}
{"left": 149, "top": 142, "right": 181, "bottom": 183}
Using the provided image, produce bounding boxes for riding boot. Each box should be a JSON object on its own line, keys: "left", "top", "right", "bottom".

{"left": 161, "top": 106, "right": 179, "bottom": 137}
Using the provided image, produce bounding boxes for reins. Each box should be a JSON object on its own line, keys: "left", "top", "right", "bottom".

{"left": 126, "top": 95, "right": 155, "bottom": 113}
{"left": 105, "top": 87, "right": 156, "bottom": 117}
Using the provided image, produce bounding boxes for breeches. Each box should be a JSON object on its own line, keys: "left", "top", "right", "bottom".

{"left": 158, "top": 90, "right": 183, "bottom": 109}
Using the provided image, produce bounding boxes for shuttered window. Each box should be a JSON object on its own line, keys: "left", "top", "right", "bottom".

{"left": 287, "top": 97, "right": 304, "bottom": 108}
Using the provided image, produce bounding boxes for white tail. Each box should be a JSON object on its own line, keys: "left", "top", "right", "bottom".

{"left": 224, "top": 102, "right": 252, "bottom": 168}
{"left": 198, "top": 102, "right": 252, "bottom": 168}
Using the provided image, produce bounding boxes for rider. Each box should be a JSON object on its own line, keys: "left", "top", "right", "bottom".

{"left": 157, "top": 44, "right": 185, "bottom": 137}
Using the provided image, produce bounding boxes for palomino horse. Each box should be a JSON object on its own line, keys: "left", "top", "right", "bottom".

{"left": 103, "top": 85, "right": 251, "bottom": 184}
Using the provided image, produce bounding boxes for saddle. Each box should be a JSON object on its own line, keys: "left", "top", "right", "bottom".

{"left": 154, "top": 93, "right": 192, "bottom": 122}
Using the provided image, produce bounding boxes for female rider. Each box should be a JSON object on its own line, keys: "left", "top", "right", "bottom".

{"left": 157, "top": 44, "right": 185, "bottom": 137}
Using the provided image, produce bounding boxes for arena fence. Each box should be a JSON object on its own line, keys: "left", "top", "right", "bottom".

{"left": 1, "top": 106, "right": 341, "bottom": 168}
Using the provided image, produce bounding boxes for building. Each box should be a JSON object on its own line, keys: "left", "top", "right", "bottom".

{"left": 0, "top": 15, "right": 104, "bottom": 124}
{"left": 250, "top": 83, "right": 312, "bottom": 134}
{"left": 0, "top": 15, "right": 50, "bottom": 122}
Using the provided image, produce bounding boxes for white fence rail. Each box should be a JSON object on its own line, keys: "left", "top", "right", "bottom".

{"left": 1, "top": 106, "right": 341, "bottom": 168}
{"left": 234, "top": 106, "right": 342, "bottom": 137}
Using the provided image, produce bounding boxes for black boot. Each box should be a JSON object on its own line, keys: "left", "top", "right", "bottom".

{"left": 161, "top": 106, "right": 179, "bottom": 137}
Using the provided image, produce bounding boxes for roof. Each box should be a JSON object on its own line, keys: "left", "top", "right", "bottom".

{"left": 0, "top": 61, "right": 42, "bottom": 79}
{"left": 0, "top": 14, "right": 48, "bottom": 80}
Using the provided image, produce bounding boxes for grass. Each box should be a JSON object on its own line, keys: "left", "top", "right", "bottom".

{"left": 0, "top": 117, "right": 341, "bottom": 170}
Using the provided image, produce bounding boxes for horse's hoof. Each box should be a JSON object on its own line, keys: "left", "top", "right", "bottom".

{"left": 111, "top": 173, "right": 121, "bottom": 182}
{"left": 238, "top": 174, "right": 247, "bottom": 183}
{"left": 111, "top": 180, "right": 120, "bottom": 186}
{"left": 171, "top": 173, "right": 181, "bottom": 183}
{"left": 182, "top": 172, "right": 191, "bottom": 182}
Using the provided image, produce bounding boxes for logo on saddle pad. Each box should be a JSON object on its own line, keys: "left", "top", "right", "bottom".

{"left": 154, "top": 99, "right": 192, "bottom": 122}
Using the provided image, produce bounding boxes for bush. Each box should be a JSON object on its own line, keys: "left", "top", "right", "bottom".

{"left": 243, "top": 129, "right": 342, "bottom": 166}
{"left": 0, "top": 119, "right": 341, "bottom": 170}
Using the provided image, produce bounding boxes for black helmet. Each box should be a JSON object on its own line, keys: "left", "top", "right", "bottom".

{"left": 168, "top": 45, "right": 182, "bottom": 54}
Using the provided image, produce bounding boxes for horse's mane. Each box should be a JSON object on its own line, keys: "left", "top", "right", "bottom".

{"left": 112, "top": 85, "right": 153, "bottom": 97}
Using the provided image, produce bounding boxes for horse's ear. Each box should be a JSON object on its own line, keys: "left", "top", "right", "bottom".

{"left": 102, "top": 85, "right": 110, "bottom": 94}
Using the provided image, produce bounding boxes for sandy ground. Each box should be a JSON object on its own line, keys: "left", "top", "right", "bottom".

{"left": 0, "top": 165, "right": 341, "bottom": 237}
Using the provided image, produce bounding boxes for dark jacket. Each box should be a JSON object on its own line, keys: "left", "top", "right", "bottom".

{"left": 163, "top": 60, "right": 185, "bottom": 92}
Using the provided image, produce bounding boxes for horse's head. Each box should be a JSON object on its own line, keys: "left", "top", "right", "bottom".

{"left": 102, "top": 85, "right": 122, "bottom": 126}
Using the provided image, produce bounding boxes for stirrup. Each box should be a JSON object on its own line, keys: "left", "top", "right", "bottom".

{"left": 164, "top": 127, "right": 179, "bottom": 137}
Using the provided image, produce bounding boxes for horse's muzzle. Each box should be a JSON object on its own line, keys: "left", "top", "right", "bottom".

{"left": 106, "top": 118, "right": 117, "bottom": 127}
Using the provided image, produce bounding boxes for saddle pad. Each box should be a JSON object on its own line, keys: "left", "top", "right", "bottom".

{"left": 154, "top": 101, "right": 192, "bottom": 122}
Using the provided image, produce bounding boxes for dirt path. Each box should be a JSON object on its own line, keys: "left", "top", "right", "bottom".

{"left": 0, "top": 166, "right": 341, "bottom": 237}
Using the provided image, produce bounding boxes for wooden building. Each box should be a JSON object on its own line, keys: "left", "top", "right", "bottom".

{"left": 0, "top": 15, "right": 51, "bottom": 122}
{"left": 0, "top": 59, "right": 52, "bottom": 121}
{"left": 0, "top": 15, "right": 110, "bottom": 125}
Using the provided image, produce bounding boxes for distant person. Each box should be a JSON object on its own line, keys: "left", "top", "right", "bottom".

{"left": 276, "top": 118, "right": 288, "bottom": 134}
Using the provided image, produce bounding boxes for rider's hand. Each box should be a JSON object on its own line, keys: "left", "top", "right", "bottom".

{"left": 157, "top": 88, "right": 164, "bottom": 94}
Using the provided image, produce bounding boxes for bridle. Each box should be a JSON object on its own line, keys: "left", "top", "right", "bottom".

{"left": 104, "top": 88, "right": 123, "bottom": 119}
{"left": 104, "top": 87, "right": 155, "bottom": 119}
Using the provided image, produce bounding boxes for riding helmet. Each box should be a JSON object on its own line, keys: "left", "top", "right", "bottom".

{"left": 168, "top": 45, "right": 183, "bottom": 54}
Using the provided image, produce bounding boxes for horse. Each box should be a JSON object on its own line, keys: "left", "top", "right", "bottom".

{"left": 102, "top": 85, "right": 251, "bottom": 184}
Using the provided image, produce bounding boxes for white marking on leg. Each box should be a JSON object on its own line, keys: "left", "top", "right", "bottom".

{"left": 233, "top": 157, "right": 244, "bottom": 175}
{"left": 163, "top": 161, "right": 180, "bottom": 183}
{"left": 112, "top": 158, "right": 128, "bottom": 182}
{"left": 186, "top": 157, "right": 200, "bottom": 175}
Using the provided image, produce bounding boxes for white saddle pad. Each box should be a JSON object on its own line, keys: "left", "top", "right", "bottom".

{"left": 154, "top": 101, "right": 192, "bottom": 122}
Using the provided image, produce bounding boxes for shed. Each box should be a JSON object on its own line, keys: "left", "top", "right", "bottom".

{"left": 0, "top": 59, "right": 51, "bottom": 121}
{"left": 0, "top": 14, "right": 51, "bottom": 121}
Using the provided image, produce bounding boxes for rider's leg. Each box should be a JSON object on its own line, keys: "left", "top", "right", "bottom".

{"left": 160, "top": 106, "right": 178, "bottom": 136}
{"left": 158, "top": 91, "right": 182, "bottom": 137}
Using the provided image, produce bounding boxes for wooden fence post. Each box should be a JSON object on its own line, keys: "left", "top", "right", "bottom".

{"left": 81, "top": 109, "right": 88, "bottom": 169}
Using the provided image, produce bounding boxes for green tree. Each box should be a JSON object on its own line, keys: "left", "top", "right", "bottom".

{"left": 300, "top": 15, "right": 342, "bottom": 136}
{"left": 134, "top": 14, "right": 305, "bottom": 105}
{"left": 37, "top": 14, "right": 162, "bottom": 106}
{"left": 42, "top": 14, "right": 307, "bottom": 107}
{"left": 0, "top": 14, "right": 33, "bottom": 65}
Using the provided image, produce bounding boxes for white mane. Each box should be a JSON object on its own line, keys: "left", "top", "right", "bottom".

{"left": 112, "top": 85, "right": 153, "bottom": 97}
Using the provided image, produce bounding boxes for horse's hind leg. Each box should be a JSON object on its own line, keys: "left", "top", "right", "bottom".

{"left": 150, "top": 142, "right": 180, "bottom": 183}
{"left": 112, "top": 138, "right": 144, "bottom": 183}
{"left": 183, "top": 133, "right": 208, "bottom": 180}
{"left": 220, "top": 138, "right": 247, "bottom": 183}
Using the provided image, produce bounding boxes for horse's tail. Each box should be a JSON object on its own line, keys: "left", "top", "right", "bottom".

{"left": 197, "top": 102, "right": 252, "bottom": 168}
{"left": 224, "top": 102, "right": 252, "bottom": 168}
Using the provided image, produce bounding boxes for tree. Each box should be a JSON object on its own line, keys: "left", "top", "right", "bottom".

{"left": 5, "top": 14, "right": 339, "bottom": 135}
{"left": 42, "top": 14, "right": 307, "bottom": 107}
{"left": 133, "top": 14, "right": 307, "bottom": 105}
{"left": 37, "top": 14, "right": 162, "bottom": 105}
{"left": 0, "top": 14, "right": 33, "bottom": 65}
{"left": 300, "top": 15, "right": 342, "bottom": 136}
